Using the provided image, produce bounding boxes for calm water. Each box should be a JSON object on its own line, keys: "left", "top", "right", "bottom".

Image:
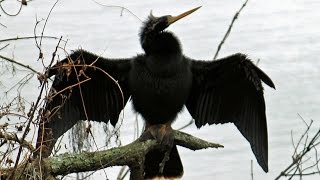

{"left": 1, "top": 0, "right": 320, "bottom": 179}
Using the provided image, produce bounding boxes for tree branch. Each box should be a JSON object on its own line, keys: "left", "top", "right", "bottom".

{"left": 213, "top": 0, "right": 249, "bottom": 60}
{"left": 0, "top": 130, "right": 223, "bottom": 179}
{"left": 0, "top": 55, "right": 39, "bottom": 74}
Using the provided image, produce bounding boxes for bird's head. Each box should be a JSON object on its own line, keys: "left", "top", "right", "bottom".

{"left": 140, "top": 6, "right": 201, "bottom": 54}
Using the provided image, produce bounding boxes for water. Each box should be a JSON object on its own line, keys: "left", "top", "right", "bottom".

{"left": 1, "top": 0, "right": 320, "bottom": 179}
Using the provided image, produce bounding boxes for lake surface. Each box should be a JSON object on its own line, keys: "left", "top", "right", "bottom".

{"left": 1, "top": 0, "right": 320, "bottom": 179}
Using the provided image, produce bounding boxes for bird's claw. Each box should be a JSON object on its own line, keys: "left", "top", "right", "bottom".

{"left": 140, "top": 123, "right": 174, "bottom": 148}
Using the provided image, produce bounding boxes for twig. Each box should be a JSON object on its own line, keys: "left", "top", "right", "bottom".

{"left": 178, "top": 119, "right": 194, "bottom": 130}
{"left": 0, "top": 22, "right": 7, "bottom": 28}
{"left": 92, "top": 0, "right": 142, "bottom": 22}
{"left": 39, "top": 0, "right": 59, "bottom": 49}
{"left": 0, "top": 1, "right": 23, "bottom": 16}
{"left": 0, "top": 43, "right": 9, "bottom": 51}
{"left": 0, "top": 55, "right": 39, "bottom": 74}
{"left": 8, "top": 36, "right": 63, "bottom": 180}
{"left": 9, "top": 79, "right": 47, "bottom": 180}
{"left": 251, "top": 160, "right": 254, "bottom": 180}
{"left": 0, "top": 130, "right": 34, "bottom": 151}
{"left": 275, "top": 119, "right": 320, "bottom": 180}
{"left": 213, "top": 0, "right": 249, "bottom": 60}
{"left": 0, "top": 36, "right": 62, "bottom": 43}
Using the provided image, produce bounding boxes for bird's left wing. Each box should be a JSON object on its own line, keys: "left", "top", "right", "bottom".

{"left": 35, "top": 50, "right": 132, "bottom": 157}
{"left": 185, "top": 53, "right": 275, "bottom": 172}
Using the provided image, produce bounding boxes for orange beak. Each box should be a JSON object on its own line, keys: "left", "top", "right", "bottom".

{"left": 167, "top": 6, "right": 201, "bottom": 25}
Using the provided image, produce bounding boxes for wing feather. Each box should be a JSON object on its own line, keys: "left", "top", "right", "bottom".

{"left": 185, "top": 53, "right": 274, "bottom": 172}
{"left": 35, "top": 50, "right": 132, "bottom": 157}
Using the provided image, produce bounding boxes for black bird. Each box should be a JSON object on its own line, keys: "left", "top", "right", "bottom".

{"left": 35, "top": 6, "right": 275, "bottom": 179}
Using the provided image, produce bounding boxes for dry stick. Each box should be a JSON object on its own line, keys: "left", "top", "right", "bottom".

{"left": 92, "top": 0, "right": 142, "bottom": 22}
{"left": 0, "top": 112, "right": 28, "bottom": 120}
{"left": 39, "top": 0, "right": 59, "bottom": 49}
{"left": 0, "top": 36, "right": 61, "bottom": 43}
{"left": 0, "top": 1, "right": 23, "bottom": 16}
{"left": 9, "top": 77, "right": 47, "bottom": 180}
{"left": 0, "top": 43, "right": 9, "bottom": 51}
{"left": 0, "top": 55, "right": 39, "bottom": 74}
{"left": 275, "top": 128, "right": 320, "bottom": 179}
{"left": 251, "top": 160, "right": 253, "bottom": 180}
{"left": 37, "top": 36, "right": 63, "bottom": 180}
{"left": 213, "top": 0, "right": 249, "bottom": 60}
{"left": 178, "top": 119, "right": 194, "bottom": 130}
{"left": 48, "top": 78, "right": 91, "bottom": 101}
{"left": 4, "top": 73, "right": 34, "bottom": 95}
{"left": 0, "top": 22, "right": 7, "bottom": 28}
{"left": 0, "top": 131, "right": 34, "bottom": 151}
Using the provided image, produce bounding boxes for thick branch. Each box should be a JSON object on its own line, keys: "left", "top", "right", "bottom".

{"left": 49, "top": 130, "right": 223, "bottom": 175}
{"left": 0, "top": 130, "right": 223, "bottom": 179}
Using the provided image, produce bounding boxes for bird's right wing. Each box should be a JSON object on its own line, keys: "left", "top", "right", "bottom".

{"left": 185, "top": 53, "right": 275, "bottom": 172}
{"left": 35, "top": 50, "right": 132, "bottom": 157}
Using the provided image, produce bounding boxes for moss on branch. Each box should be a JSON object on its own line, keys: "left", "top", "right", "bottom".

{"left": 0, "top": 130, "right": 223, "bottom": 179}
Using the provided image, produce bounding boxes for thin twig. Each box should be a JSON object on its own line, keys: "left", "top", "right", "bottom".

{"left": 0, "top": 131, "right": 34, "bottom": 151}
{"left": 0, "top": 36, "right": 62, "bottom": 43}
{"left": 213, "top": 0, "right": 249, "bottom": 60}
{"left": 0, "top": 43, "right": 9, "bottom": 51}
{"left": 251, "top": 160, "right": 254, "bottom": 180}
{"left": 0, "top": 55, "right": 39, "bottom": 74}
{"left": 0, "top": 22, "right": 7, "bottom": 28}
{"left": 92, "top": 0, "right": 142, "bottom": 22}
{"left": 39, "top": 0, "right": 59, "bottom": 49}
{"left": 0, "top": 1, "right": 23, "bottom": 16}
{"left": 178, "top": 119, "right": 194, "bottom": 130}
{"left": 275, "top": 119, "right": 320, "bottom": 180}
{"left": 9, "top": 79, "right": 47, "bottom": 180}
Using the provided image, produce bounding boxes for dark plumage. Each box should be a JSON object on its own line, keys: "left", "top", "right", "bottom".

{"left": 35, "top": 7, "right": 275, "bottom": 178}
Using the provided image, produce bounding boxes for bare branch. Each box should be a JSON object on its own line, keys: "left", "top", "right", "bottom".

{"left": 0, "top": 1, "right": 23, "bottom": 16}
{"left": 275, "top": 118, "right": 320, "bottom": 180}
{"left": 0, "top": 36, "right": 62, "bottom": 43}
{"left": 92, "top": 0, "right": 142, "bottom": 22}
{"left": 0, "top": 130, "right": 223, "bottom": 179}
{"left": 0, "top": 55, "right": 39, "bottom": 74}
{"left": 0, "top": 130, "right": 34, "bottom": 151}
{"left": 213, "top": 0, "right": 249, "bottom": 60}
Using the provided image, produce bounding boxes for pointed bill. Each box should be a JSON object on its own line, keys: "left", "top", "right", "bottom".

{"left": 167, "top": 6, "right": 201, "bottom": 25}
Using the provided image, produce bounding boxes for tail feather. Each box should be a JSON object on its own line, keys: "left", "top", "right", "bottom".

{"left": 144, "top": 145, "right": 183, "bottom": 179}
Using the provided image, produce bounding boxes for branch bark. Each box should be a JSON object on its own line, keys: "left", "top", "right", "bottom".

{"left": 0, "top": 130, "right": 223, "bottom": 179}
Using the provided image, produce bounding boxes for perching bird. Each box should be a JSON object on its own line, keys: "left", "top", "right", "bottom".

{"left": 35, "top": 6, "right": 275, "bottom": 179}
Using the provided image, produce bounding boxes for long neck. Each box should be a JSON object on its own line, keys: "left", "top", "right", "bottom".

{"left": 141, "top": 30, "right": 182, "bottom": 56}
{"left": 140, "top": 31, "right": 185, "bottom": 76}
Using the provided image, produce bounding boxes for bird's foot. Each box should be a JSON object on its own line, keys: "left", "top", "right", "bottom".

{"left": 140, "top": 123, "right": 174, "bottom": 148}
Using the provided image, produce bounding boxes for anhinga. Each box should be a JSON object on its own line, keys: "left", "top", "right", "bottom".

{"left": 35, "top": 6, "right": 275, "bottom": 179}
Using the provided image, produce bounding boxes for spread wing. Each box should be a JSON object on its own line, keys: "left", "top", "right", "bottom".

{"left": 35, "top": 50, "right": 132, "bottom": 157}
{"left": 185, "top": 53, "right": 275, "bottom": 172}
